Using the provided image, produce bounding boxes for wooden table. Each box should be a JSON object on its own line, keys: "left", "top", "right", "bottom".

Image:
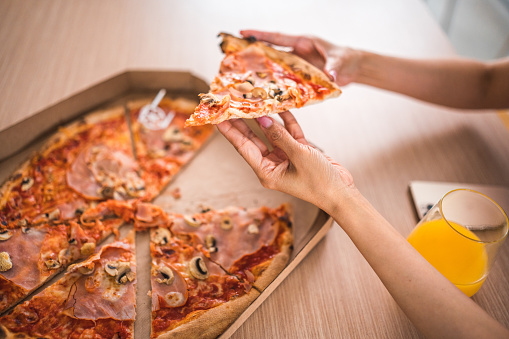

{"left": 1, "top": 0, "right": 509, "bottom": 337}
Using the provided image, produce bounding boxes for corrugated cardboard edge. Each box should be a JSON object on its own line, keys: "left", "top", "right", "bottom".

{"left": 0, "top": 69, "right": 209, "bottom": 161}
{"left": 219, "top": 211, "right": 333, "bottom": 338}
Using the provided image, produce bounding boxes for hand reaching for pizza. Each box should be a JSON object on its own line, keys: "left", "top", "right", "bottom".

{"left": 240, "top": 30, "right": 362, "bottom": 87}
{"left": 217, "top": 111, "right": 357, "bottom": 214}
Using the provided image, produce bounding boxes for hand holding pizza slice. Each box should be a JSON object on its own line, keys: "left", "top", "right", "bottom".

{"left": 185, "top": 33, "right": 341, "bottom": 127}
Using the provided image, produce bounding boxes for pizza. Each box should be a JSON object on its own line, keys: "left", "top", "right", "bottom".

{"left": 0, "top": 81, "right": 297, "bottom": 337}
{"left": 0, "top": 97, "right": 214, "bottom": 314}
{"left": 185, "top": 33, "right": 341, "bottom": 127}
{"left": 145, "top": 204, "right": 293, "bottom": 338}
{"left": 0, "top": 234, "right": 136, "bottom": 339}
{"left": 127, "top": 98, "right": 215, "bottom": 201}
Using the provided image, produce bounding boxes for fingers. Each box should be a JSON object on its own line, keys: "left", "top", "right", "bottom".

{"left": 240, "top": 30, "right": 300, "bottom": 48}
{"left": 230, "top": 119, "right": 269, "bottom": 156}
{"left": 278, "top": 111, "right": 308, "bottom": 144}
{"left": 216, "top": 120, "right": 265, "bottom": 170}
{"left": 255, "top": 116, "right": 302, "bottom": 159}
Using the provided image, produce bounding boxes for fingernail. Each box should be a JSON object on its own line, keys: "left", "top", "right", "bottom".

{"left": 257, "top": 116, "right": 273, "bottom": 128}
{"left": 328, "top": 70, "right": 337, "bottom": 81}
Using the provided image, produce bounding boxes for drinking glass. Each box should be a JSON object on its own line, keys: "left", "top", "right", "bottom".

{"left": 407, "top": 189, "right": 508, "bottom": 297}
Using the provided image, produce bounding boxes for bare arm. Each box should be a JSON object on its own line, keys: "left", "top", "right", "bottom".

{"left": 217, "top": 113, "right": 509, "bottom": 338}
{"left": 241, "top": 30, "right": 509, "bottom": 109}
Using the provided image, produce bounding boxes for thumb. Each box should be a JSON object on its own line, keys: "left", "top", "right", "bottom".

{"left": 256, "top": 116, "right": 301, "bottom": 158}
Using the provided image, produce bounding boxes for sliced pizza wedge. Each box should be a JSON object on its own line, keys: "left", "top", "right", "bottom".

{"left": 185, "top": 33, "right": 341, "bottom": 126}
{"left": 128, "top": 97, "right": 215, "bottom": 201}
{"left": 170, "top": 204, "right": 293, "bottom": 291}
{"left": 0, "top": 215, "right": 127, "bottom": 313}
{"left": 0, "top": 107, "right": 142, "bottom": 229}
{"left": 0, "top": 233, "right": 136, "bottom": 339}
{"left": 149, "top": 224, "right": 259, "bottom": 339}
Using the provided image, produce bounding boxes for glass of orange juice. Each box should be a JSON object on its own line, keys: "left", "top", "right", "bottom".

{"left": 407, "top": 189, "right": 508, "bottom": 297}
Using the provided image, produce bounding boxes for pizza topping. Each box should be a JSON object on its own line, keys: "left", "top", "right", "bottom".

{"left": 0, "top": 229, "right": 13, "bottom": 241}
{"left": 44, "top": 258, "right": 61, "bottom": 270}
{"left": 184, "top": 215, "right": 200, "bottom": 227}
{"left": 164, "top": 292, "right": 186, "bottom": 307}
{"left": 47, "top": 208, "right": 61, "bottom": 221}
{"left": 247, "top": 223, "right": 259, "bottom": 234}
{"left": 251, "top": 87, "right": 268, "bottom": 100}
{"left": 0, "top": 252, "right": 12, "bottom": 272}
{"left": 152, "top": 227, "right": 171, "bottom": 246}
{"left": 156, "top": 266, "right": 175, "bottom": 285}
{"left": 205, "top": 234, "right": 217, "bottom": 253}
{"left": 78, "top": 262, "right": 95, "bottom": 275}
{"left": 220, "top": 215, "right": 233, "bottom": 230}
{"left": 162, "top": 126, "right": 184, "bottom": 143}
{"left": 151, "top": 265, "right": 188, "bottom": 310}
{"left": 105, "top": 261, "right": 135, "bottom": 285}
{"left": 20, "top": 176, "right": 34, "bottom": 191}
{"left": 80, "top": 242, "right": 96, "bottom": 257}
{"left": 199, "top": 93, "right": 221, "bottom": 106}
{"left": 67, "top": 145, "right": 145, "bottom": 201}
{"left": 189, "top": 256, "right": 209, "bottom": 280}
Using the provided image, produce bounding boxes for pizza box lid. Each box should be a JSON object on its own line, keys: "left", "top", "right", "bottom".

{"left": 0, "top": 69, "right": 333, "bottom": 338}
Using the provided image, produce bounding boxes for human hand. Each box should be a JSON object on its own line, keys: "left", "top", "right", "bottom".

{"left": 216, "top": 111, "right": 357, "bottom": 214}
{"left": 240, "top": 30, "right": 362, "bottom": 87}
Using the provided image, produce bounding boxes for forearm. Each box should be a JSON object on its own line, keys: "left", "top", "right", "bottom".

{"left": 355, "top": 51, "right": 509, "bottom": 109}
{"left": 324, "top": 189, "right": 509, "bottom": 338}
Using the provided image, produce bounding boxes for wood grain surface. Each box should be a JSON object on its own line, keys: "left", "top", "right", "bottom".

{"left": 1, "top": 0, "right": 509, "bottom": 338}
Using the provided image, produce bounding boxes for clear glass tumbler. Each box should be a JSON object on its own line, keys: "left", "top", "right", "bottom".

{"left": 407, "top": 189, "right": 508, "bottom": 296}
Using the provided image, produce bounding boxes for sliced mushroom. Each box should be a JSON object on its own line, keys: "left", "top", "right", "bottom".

{"left": 21, "top": 177, "right": 34, "bottom": 191}
{"left": 184, "top": 215, "right": 201, "bottom": 228}
{"left": 247, "top": 223, "right": 259, "bottom": 235}
{"left": 0, "top": 229, "right": 12, "bottom": 241}
{"left": 105, "top": 261, "right": 122, "bottom": 276}
{"left": 256, "top": 71, "right": 268, "bottom": 79}
{"left": 17, "top": 219, "right": 27, "bottom": 227}
{"left": 68, "top": 237, "right": 78, "bottom": 245}
{"left": 220, "top": 215, "right": 233, "bottom": 231}
{"left": 189, "top": 256, "right": 209, "bottom": 280}
{"left": 99, "top": 186, "right": 115, "bottom": 199}
{"left": 78, "top": 262, "right": 95, "bottom": 275}
{"left": 116, "top": 264, "right": 135, "bottom": 284}
{"left": 152, "top": 227, "right": 172, "bottom": 246}
{"left": 44, "top": 258, "right": 61, "bottom": 270}
{"left": 0, "top": 252, "right": 12, "bottom": 272}
{"left": 234, "top": 81, "right": 254, "bottom": 93}
{"left": 58, "top": 248, "right": 70, "bottom": 266}
{"left": 155, "top": 266, "right": 175, "bottom": 285}
{"left": 205, "top": 234, "right": 217, "bottom": 253}
{"left": 80, "top": 242, "right": 96, "bottom": 257}
{"left": 164, "top": 292, "right": 186, "bottom": 307}
{"left": 47, "top": 208, "right": 60, "bottom": 221}
{"left": 251, "top": 87, "right": 267, "bottom": 99}
{"left": 200, "top": 93, "right": 220, "bottom": 106}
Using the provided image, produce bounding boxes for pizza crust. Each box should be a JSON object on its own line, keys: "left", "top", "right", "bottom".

{"left": 154, "top": 289, "right": 260, "bottom": 339}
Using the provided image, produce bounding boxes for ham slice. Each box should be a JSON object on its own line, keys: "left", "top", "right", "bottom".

{"left": 171, "top": 207, "right": 277, "bottom": 271}
{"left": 67, "top": 145, "right": 145, "bottom": 200}
{"left": 151, "top": 264, "right": 188, "bottom": 310}
{"left": 0, "top": 227, "right": 47, "bottom": 290}
{"left": 64, "top": 241, "right": 136, "bottom": 321}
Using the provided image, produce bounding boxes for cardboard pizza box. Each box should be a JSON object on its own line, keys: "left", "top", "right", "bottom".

{"left": 0, "top": 70, "right": 333, "bottom": 338}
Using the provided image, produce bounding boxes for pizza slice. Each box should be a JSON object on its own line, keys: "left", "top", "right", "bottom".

{"left": 0, "top": 212, "right": 127, "bottom": 313}
{"left": 128, "top": 97, "right": 215, "bottom": 201}
{"left": 149, "top": 222, "right": 260, "bottom": 339}
{"left": 0, "top": 107, "right": 142, "bottom": 229}
{"left": 170, "top": 204, "right": 293, "bottom": 291}
{"left": 0, "top": 233, "right": 136, "bottom": 339}
{"left": 185, "top": 33, "right": 341, "bottom": 126}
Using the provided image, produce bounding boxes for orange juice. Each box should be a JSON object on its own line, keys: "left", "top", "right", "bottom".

{"left": 407, "top": 219, "right": 488, "bottom": 297}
